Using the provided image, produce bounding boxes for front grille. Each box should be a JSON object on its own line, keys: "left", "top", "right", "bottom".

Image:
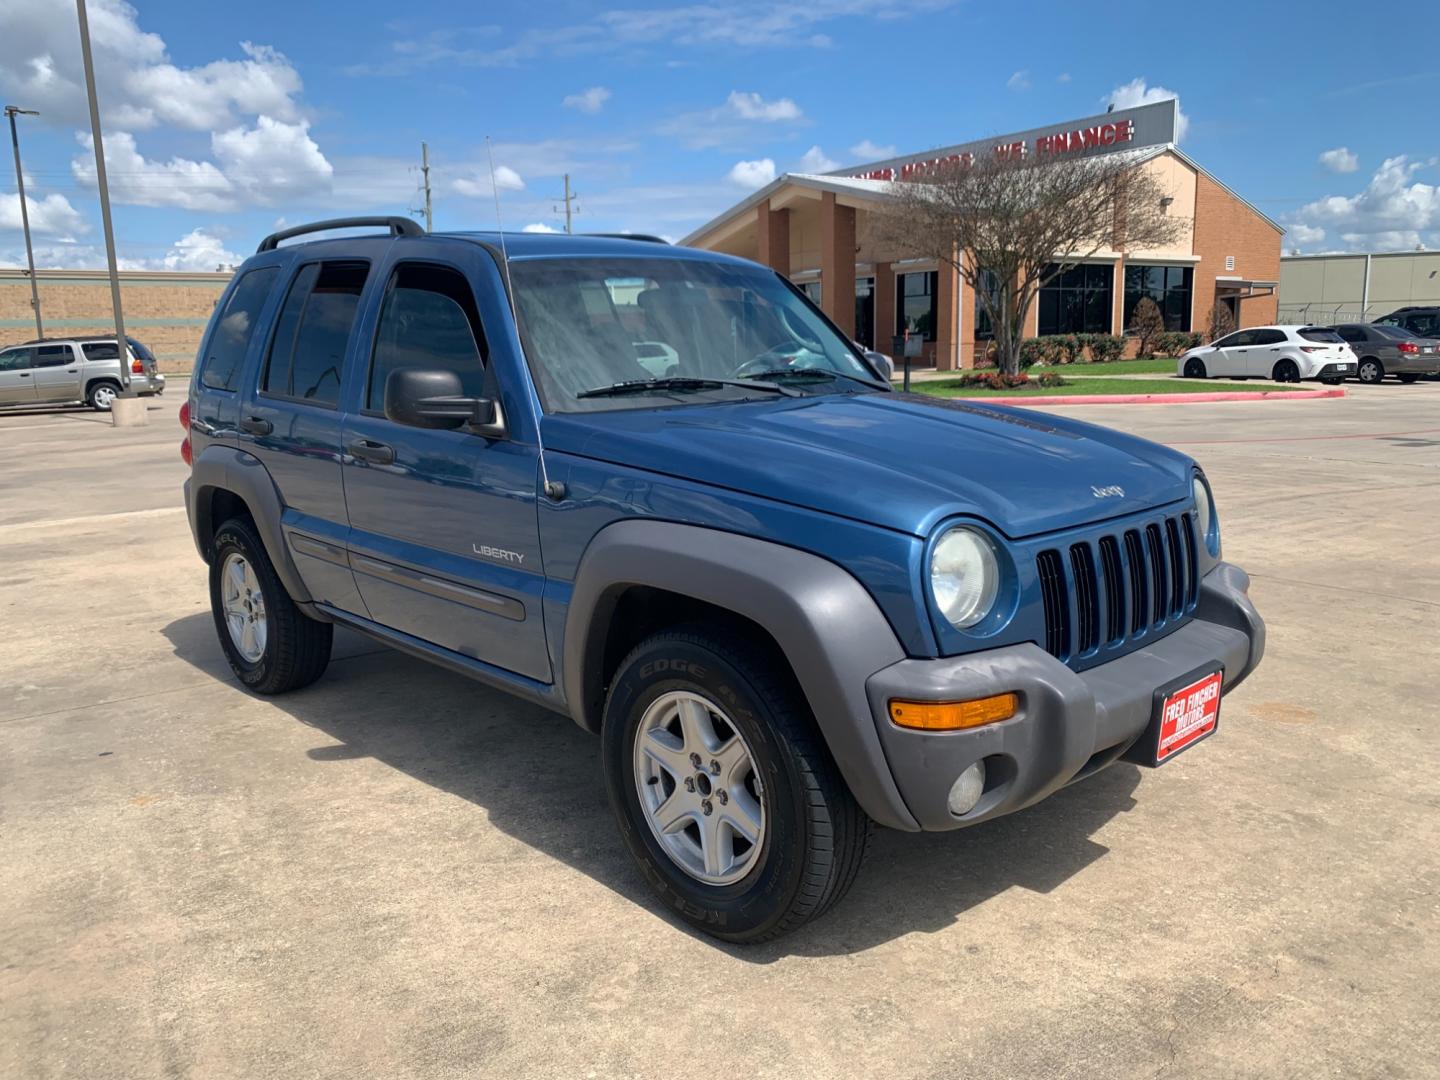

{"left": 1037, "top": 512, "right": 1199, "bottom": 663}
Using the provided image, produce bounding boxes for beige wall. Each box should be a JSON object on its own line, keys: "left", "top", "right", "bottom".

{"left": 1278, "top": 251, "right": 1440, "bottom": 323}
{"left": 0, "top": 269, "right": 231, "bottom": 373}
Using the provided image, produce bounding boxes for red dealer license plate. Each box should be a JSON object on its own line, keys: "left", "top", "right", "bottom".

{"left": 1150, "top": 668, "right": 1224, "bottom": 764}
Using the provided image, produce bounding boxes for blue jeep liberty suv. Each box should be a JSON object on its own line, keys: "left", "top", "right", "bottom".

{"left": 184, "top": 217, "right": 1265, "bottom": 942}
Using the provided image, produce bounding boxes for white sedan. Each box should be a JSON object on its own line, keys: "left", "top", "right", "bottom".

{"left": 1178, "top": 325, "right": 1356, "bottom": 385}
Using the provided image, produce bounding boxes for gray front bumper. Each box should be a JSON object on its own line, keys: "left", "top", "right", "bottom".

{"left": 864, "top": 562, "right": 1264, "bottom": 831}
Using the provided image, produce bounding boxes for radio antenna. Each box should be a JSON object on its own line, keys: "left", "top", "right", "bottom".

{"left": 485, "top": 136, "right": 519, "bottom": 324}
{"left": 486, "top": 136, "right": 561, "bottom": 500}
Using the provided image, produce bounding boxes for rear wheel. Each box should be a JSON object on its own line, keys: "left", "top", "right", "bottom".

{"left": 210, "top": 517, "right": 332, "bottom": 694}
{"left": 1272, "top": 359, "right": 1300, "bottom": 383}
{"left": 87, "top": 380, "right": 119, "bottom": 411}
{"left": 1398, "top": 374, "right": 1419, "bottom": 384}
{"left": 601, "top": 627, "right": 869, "bottom": 943}
{"left": 1182, "top": 357, "right": 1207, "bottom": 379}
{"left": 1358, "top": 358, "right": 1384, "bottom": 384}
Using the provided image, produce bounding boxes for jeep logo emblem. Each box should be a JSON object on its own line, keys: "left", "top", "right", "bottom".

{"left": 1091, "top": 485, "right": 1125, "bottom": 499}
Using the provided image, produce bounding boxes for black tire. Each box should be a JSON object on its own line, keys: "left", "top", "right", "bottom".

{"left": 1398, "top": 374, "right": 1419, "bottom": 384}
{"left": 209, "top": 517, "right": 332, "bottom": 694}
{"left": 1272, "top": 359, "right": 1300, "bottom": 383}
{"left": 601, "top": 627, "right": 869, "bottom": 943}
{"left": 1182, "top": 357, "right": 1207, "bottom": 379}
{"left": 1358, "top": 358, "right": 1384, "bottom": 384}
{"left": 86, "top": 379, "right": 120, "bottom": 411}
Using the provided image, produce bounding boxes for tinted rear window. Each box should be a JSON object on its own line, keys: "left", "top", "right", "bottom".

{"left": 82, "top": 342, "right": 121, "bottom": 360}
{"left": 262, "top": 261, "right": 368, "bottom": 406}
{"left": 1299, "top": 328, "right": 1343, "bottom": 343}
{"left": 1373, "top": 325, "right": 1417, "bottom": 340}
{"left": 202, "top": 267, "right": 278, "bottom": 391}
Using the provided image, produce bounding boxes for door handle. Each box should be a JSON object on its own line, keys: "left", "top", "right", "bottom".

{"left": 348, "top": 438, "right": 394, "bottom": 465}
{"left": 239, "top": 415, "right": 272, "bottom": 435}
{"left": 18, "top": 372, "right": 30, "bottom": 377}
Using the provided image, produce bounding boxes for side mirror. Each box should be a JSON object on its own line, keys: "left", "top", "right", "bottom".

{"left": 384, "top": 368, "right": 505, "bottom": 438}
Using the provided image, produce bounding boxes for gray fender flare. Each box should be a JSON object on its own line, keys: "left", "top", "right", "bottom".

{"left": 188, "top": 444, "right": 313, "bottom": 606}
{"left": 563, "top": 520, "right": 920, "bottom": 831}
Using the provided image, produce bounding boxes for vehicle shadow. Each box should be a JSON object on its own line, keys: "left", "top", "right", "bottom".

{"left": 162, "top": 611, "right": 1141, "bottom": 960}
{"left": 0, "top": 401, "right": 167, "bottom": 422}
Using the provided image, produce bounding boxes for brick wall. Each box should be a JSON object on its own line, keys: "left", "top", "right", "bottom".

{"left": 0, "top": 270, "right": 230, "bottom": 373}
{"left": 1191, "top": 174, "right": 1282, "bottom": 332}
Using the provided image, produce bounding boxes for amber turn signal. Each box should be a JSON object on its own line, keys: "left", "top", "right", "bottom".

{"left": 888, "top": 693, "right": 1018, "bottom": 731}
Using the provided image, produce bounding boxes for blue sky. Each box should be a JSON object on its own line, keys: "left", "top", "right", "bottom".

{"left": 2, "top": 0, "right": 1437, "bottom": 270}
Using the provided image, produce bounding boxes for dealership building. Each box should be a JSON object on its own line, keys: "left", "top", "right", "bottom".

{"left": 682, "top": 101, "right": 1282, "bottom": 368}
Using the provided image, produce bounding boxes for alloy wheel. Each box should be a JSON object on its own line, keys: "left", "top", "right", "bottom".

{"left": 221, "top": 553, "right": 268, "bottom": 663}
{"left": 632, "top": 690, "right": 767, "bottom": 885}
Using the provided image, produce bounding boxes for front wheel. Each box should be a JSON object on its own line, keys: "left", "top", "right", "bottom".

{"left": 1182, "top": 357, "right": 1207, "bottom": 379}
{"left": 1358, "top": 358, "right": 1384, "bottom": 384}
{"left": 210, "top": 517, "right": 332, "bottom": 694}
{"left": 602, "top": 628, "right": 869, "bottom": 943}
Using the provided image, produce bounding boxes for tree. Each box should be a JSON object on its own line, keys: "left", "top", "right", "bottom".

{"left": 1208, "top": 300, "right": 1236, "bottom": 342}
{"left": 1131, "top": 296, "right": 1166, "bottom": 359}
{"left": 873, "top": 150, "right": 1185, "bottom": 375}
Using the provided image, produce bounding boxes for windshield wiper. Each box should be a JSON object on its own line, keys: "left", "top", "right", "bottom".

{"left": 577, "top": 377, "right": 798, "bottom": 399}
{"left": 744, "top": 367, "right": 888, "bottom": 390}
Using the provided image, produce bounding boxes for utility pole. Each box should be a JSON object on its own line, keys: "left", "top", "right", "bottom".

{"left": 5, "top": 105, "right": 42, "bottom": 340}
{"left": 76, "top": 0, "right": 141, "bottom": 422}
{"left": 552, "top": 173, "right": 579, "bottom": 234}
{"left": 421, "top": 141, "right": 432, "bottom": 232}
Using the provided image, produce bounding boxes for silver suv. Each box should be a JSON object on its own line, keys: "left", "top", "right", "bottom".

{"left": 0, "top": 336, "right": 166, "bottom": 410}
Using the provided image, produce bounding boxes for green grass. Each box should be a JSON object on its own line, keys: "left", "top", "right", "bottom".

{"left": 1057, "top": 356, "right": 1182, "bottom": 376}
{"left": 911, "top": 377, "right": 1305, "bottom": 398}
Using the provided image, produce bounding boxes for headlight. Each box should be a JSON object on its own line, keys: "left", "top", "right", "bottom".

{"left": 1192, "top": 474, "right": 1220, "bottom": 556}
{"left": 930, "top": 527, "right": 1000, "bottom": 629}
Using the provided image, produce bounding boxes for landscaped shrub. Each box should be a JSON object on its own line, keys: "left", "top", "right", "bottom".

{"left": 1157, "top": 330, "right": 1204, "bottom": 357}
{"left": 950, "top": 370, "right": 1069, "bottom": 390}
{"left": 1131, "top": 297, "right": 1166, "bottom": 359}
{"left": 1018, "top": 338, "right": 1047, "bottom": 368}
{"left": 1088, "top": 334, "right": 1126, "bottom": 363}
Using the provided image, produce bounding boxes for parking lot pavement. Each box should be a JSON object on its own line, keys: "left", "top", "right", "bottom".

{"left": 3, "top": 388, "right": 1438, "bottom": 1080}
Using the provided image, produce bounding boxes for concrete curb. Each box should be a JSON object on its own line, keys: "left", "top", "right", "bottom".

{"left": 962, "top": 388, "right": 1347, "bottom": 407}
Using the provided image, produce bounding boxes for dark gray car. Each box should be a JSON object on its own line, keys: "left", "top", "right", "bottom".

{"left": 1328, "top": 323, "right": 1440, "bottom": 384}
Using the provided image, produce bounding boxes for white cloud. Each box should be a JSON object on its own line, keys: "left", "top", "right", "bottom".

{"left": 728, "top": 158, "right": 776, "bottom": 189}
{"left": 1007, "top": 70, "right": 1030, "bottom": 91}
{"left": 725, "top": 91, "right": 801, "bottom": 122}
{"left": 0, "top": 1, "right": 305, "bottom": 132}
{"left": 0, "top": 190, "right": 88, "bottom": 239}
{"left": 1287, "top": 223, "right": 1326, "bottom": 246}
{"left": 850, "top": 139, "right": 896, "bottom": 161}
{"left": 1319, "top": 147, "right": 1359, "bottom": 174}
{"left": 1057, "top": 72, "right": 1071, "bottom": 84}
{"left": 71, "top": 119, "right": 333, "bottom": 211}
{"left": 72, "top": 131, "right": 234, "bottom": 211}
{"left": 452, "top": 165, "right": 526, "bottom": 198}
{"left": 796, "top": 146, "right": 841, "bottom": 173}
{"left": 130, "top": 227, "right": 242, "bottom": 272}
{"left": 562, "top": 86, "right": 611, "bottom": 113}
{"left": 659, "top": 91, "right": 806, "bottom": 149}
{"left": 1105, "top": 78, "right": 1190, "bottom": 142}
{"left": 522, "top": 222, "right": 561, "bottom": 233}
{"left": 1289, "top": 155, "right": 1440, "bottom": 252}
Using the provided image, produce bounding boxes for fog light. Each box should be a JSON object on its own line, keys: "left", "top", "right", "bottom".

{"left": 947, "top": 761, "right": 986, "bottom": 816}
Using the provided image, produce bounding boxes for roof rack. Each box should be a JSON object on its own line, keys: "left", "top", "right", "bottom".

{"left": 256, "top": 216, "right": 424, "bottom": 253}
{"left": 583, "top": 232, "right": 670, "bottom": 245}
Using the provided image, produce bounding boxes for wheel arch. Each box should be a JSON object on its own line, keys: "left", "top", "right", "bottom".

{"left": 84, "top": 375, "right": 121, "bottom": 398}
{"left": 188, "top": 444, "right": 314, "bottom": 607}
{"left": 563, "top": 520, "right": 919, "bottom": 831}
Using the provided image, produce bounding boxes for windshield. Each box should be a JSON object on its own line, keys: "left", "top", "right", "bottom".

{"left": 508, "top": 256, "right": 880, "bottom": 412}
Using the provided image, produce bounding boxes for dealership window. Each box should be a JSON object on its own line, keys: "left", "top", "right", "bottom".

{"left": 897, "top": 270, "right": 938, "bottom": 341}
{"left": 1037, "top": 263, "right": 1113, "bottom": 336}
{"left": 974, "top": 267, "right": 1002, "bottom": 340}
{"left": 1124, "top": 264, "right": 1193, "bottom": 331}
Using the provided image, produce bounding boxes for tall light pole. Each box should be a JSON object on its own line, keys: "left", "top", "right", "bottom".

{"left": 5, "top": 106, "right": 43, "bottom": 340}
{"left": 75, "top": 0, "right": 135, "bottom": 409}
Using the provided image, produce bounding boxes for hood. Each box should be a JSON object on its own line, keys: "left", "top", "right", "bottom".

{"left": 542, "top": 392, "right": 1194, "bottom": 538}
